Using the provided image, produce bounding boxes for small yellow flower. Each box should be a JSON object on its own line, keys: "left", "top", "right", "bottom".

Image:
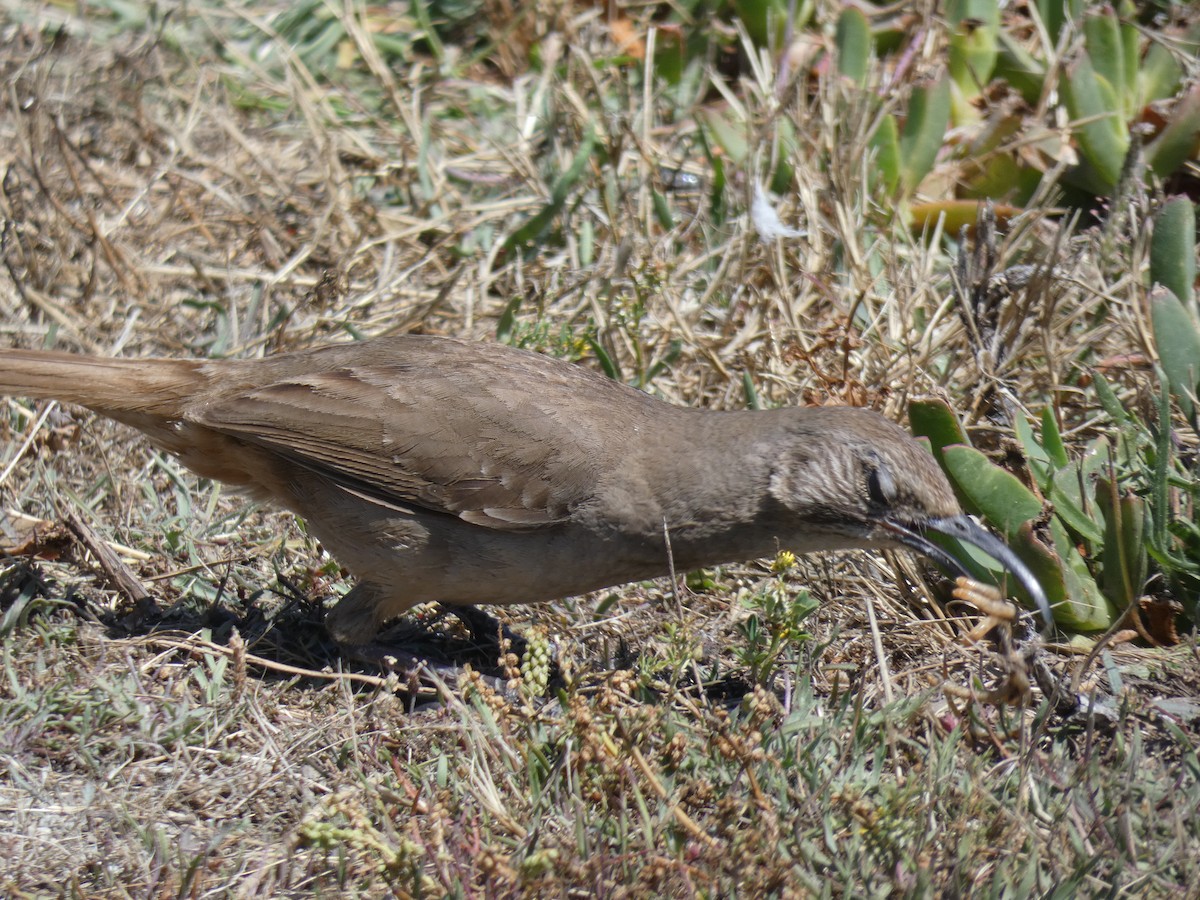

{"left": 771, "top": 550, "right": 797, "bottom": 573}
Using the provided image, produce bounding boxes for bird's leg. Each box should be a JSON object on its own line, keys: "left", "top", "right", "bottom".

{"left": 325, "top": 581, "right": 484, "bottom": 688}
{"left": 325, "top": 582, "right": 428, "bottom": 672}
{"left": 326, "top": 582, "right": 524, "bottom": 674}
{"left": 324, "top": 580, "right": 396, "bottom": 647}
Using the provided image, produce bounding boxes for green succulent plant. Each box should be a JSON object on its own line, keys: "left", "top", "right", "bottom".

{"left": 910, "top": 197, "right": 1200, "bottom": 633}
{"left": 910, "top": 398, "right": 1118, "bottom": 632}
{"left": 840, "top": 1, "right": 1198, "bottom": 222}
{"left": 990, "top": 2, "right": 1199, "bottom": 204}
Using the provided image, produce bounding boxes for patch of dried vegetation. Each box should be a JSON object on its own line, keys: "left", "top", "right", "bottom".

{"left": 0, "top": 2, "right": 1197, "bottom": 896}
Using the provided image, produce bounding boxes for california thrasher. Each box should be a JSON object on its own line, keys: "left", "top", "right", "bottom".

{"left": 0, "top": 335, "right": 1051, "bottom": 645}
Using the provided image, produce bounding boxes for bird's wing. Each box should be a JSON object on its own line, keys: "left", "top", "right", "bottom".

{"left": 195, "top": 355, "right": 653, "bottom": 531}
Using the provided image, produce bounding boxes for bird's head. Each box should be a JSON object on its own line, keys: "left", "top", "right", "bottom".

{"left": 768, "top": 407, "right": 1052, "bottom": 631}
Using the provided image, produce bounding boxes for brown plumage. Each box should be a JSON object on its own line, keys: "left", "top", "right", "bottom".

{"left": 0, "top": 335, "right": 1050, "bottom": 645}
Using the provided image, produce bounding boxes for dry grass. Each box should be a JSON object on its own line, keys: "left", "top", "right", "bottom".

{"left": 1, "top": 2, "right": 1198, "bottom": 896}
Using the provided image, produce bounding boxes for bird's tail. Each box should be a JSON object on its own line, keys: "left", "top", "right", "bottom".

{"left": 0, "top": 349, "right": 203, "bottom": 418}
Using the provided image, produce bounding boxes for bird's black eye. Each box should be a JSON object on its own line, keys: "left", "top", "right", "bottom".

{"left": 867, "top": 464, "right": 897, "bottom": 506}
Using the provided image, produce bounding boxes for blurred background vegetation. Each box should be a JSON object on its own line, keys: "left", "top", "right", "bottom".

{"left": 1, "top": 0, "right": 1198, "bottom": 895}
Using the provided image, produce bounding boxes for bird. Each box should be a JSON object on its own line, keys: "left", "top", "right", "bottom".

{"left": 0, "top": 334, "right": 1052, "bottom": 648}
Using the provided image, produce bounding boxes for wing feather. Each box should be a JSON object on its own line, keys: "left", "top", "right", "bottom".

{"left": 192, "top": 342, "right": 662, "bottom": 530}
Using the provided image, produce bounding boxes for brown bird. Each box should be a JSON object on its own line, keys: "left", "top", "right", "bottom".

{"left": 0, "top": 335, "right": 1051, "bottom": 646}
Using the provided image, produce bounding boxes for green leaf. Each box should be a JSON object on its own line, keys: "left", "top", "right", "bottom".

{"left": 909, "top": 200, "right": 1022, "bottom": 235}
{"left": 734, "top": 0, "right": 790, "bottom": 49}
{"left": 941, "top": 445, "right": 1043, "bottom": 539}
{"left": 1039, "top": 407, "right": 1069, "bottom": 469}
{"left": 947, "top": 0, "right": 999, "bottom": 100}
{"left": 770, "top": 117, "right": 797, "bottom": 194}
{"left": 1062, "top": 54, "right": 1128, "bottom": 190}
{"left": 1151, "top": 196, "right": 1197, "bottom": 308}
{"left": 587, "top": 337, "right": 620, "bottom": 381}
{"left": 907, "top": 397, "right": 976, "bottom": 515}
{"left": 1120, "top": 11, "right": 1139, "bottom": 113}
{"left": 641, "top": 339, "right": 681, "bottom": 389}
{"left": 1092, "top": 372, "right": 1129, "bottom": 426}
{"left": 742, "top": 371, "right": 761, "bottom": 410}
{"left": 1014, "top": 413, "right": 1052, "bottom": 491}
{"left": 870, "top": 115, "right": 901, "bottom": 196}
{"left": 1096, "top": 476, "right": 1147, "bottom": 610}
{"left": 1150, "top": 377, "right": 1172, "bottom": 550}
{"left": 652, "top": 190, "right": 674, "bottom": 230}
{"left": 908, "top": 399, "right": 972, "bottom": 463}
{"left": 1048, "top": 469, "right": 1105, "bottom": 547}
{"left": 579, "top": 218, "right": 594, "bottom": 267}
{"left": 697, "top": 126, "right": 728, "bottom": 224}
{"left": 995, "top": 31, "right": 1046, "bottom": 105}
{"left": 958, "top": 151, "right": 1024, "bottom": 202}
{"left": 502, "top": 126, "right": 598, "bottom": 253}
{"left": 653, "top": 25, "right": 685, "bottom": 86}
{"left": 835, "top": 7, "right": 871, "bottom": 86}
{"left": 697, "top": 107, "right": 748, "bottom": 165}
{"left": 899, "top": 76, "right": 952, "bottom": 194}
{"left": 1149, "top": 285, "right": 1200, "bottom": 419}
{"left": 409, "top": 0, "right": 445, "bottom": 63}
{"left": 495, "top": 294, "right": 523, "bottom": 344}
{"left": 1139, "top": 42, "right": 1183, "bottom": 105}
{"left": 1036, "top": 0, "right": 1083, "bottom": 46}
{"left": 1010, "top": 527, "right": 1069, "bottom": 620}
{"left": 1146, "top": 85, "right": 1200, "bottom": 181}
{"left": 1048, "top": 517, "right": 1118, "bottom": 631}
{"left": 1083, "top": 9, "right": 1131, "bottom": 115}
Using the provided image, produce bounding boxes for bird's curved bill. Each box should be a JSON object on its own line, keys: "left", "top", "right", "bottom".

{"left": 882, "top": 514, "right": 1054, "bottom": 633}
